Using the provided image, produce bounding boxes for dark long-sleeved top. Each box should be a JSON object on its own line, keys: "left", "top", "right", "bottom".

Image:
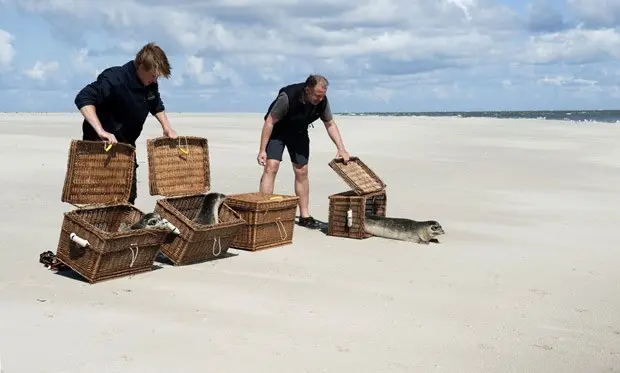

{"left": 74, "top": 60, "right": 165, "bottom": 147}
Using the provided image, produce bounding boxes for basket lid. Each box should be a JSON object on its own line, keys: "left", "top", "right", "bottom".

{"left": 328, "top": 156, "right": 386, "bottom": 195}
{"left": 147, "top": 136, "right": 211, "bottom": 197}
{"left": 61, "top": 140, "right": 136, "bottom": 205}
{"left": 226, "top": 192, "right": 299, "bottom": 207}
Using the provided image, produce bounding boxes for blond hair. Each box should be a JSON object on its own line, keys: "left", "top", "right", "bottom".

{"left": 134, "top": 42, "right": 171, "bottom": 78}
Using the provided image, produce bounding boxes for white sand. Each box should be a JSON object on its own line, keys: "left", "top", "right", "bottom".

{"left": 0, "top": 112, "right": 619, "bottom": 372}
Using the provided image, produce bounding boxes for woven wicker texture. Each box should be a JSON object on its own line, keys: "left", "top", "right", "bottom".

{"left": 328, "top": 190, "right": 387, "bottom": 239}
{"left": 153, "top": 195, "right": 245, "bottom": 265}
{"left": 231, "top": 219, "right": 296, "bottom": 251}
{"left": 55, "top": 204, "right": 170, "bottom": 283}
{"left": 226, "top": 193, "right": 298, "bottom": 223}
{"left": 328, "top": 157, "right": 386, "bottom": 196}
{"left": 226, "top": 193, "right": 298, "bottom": 251}
{"left": 147, "top": 136, "right": 210, "bottom": 197}
{"left": 61, "top": 140, "right": 136, "bottom": 205}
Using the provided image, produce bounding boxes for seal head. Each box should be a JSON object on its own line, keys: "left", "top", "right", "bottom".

{"left": 194, "top": 192, "right": 227, "bottom": 226}
{"left": 119, "top": 212, "right": 168, "bottom": 231}
{"left": 418, "top": 220, "right": 445, "bottom": 243}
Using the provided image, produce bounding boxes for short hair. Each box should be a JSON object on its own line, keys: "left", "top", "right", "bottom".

{"left": 305, "top": 74, "right": 329, "bottom": 90}
{"left": 134, "top": 42, "right": 172, "bottom": 78}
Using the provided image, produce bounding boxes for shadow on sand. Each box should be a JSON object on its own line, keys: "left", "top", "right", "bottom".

{"left": 52, "top": 264, "right": 166, "bottom": 284}
{"left": 295, "top": 215, "right": 329, "bottom": 235}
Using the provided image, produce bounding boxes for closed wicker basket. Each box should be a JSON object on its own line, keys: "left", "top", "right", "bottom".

{"left": 147, "top": 136, "right": 245, "bottom": 265}
{"left": 55, "top": 140, "right": 171, "bottom": 283}
{"left": 327, "top": 157, "right": 388, "bottom": 239}
{"left": 226, "top": 192, "right": 299, "bottom": 251}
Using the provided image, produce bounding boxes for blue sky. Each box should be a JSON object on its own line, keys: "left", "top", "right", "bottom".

{"left": 0, "top": 0, "right": 618, "bottom": 113}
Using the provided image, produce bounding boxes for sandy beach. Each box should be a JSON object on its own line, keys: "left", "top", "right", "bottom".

{"left": 0, "top": 112, "right": 618, "bottom": 373}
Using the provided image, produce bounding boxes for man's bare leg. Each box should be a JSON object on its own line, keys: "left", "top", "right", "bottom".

{"left": 292, "top": 162, "right": 319, "bottom": 229}
{"left": 293, "top": 162, "right": 310, "bottom": 217}
{"left": 259, "top": 159, "right": 280, "bottom": 194}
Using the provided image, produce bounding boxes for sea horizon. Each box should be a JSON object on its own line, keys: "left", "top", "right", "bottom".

{"left": 0, "top": 109, "right": 618, "bottom": 123}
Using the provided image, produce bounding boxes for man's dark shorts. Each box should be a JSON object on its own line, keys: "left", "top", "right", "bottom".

{"left": 266, "top": 132, "right": 310, "bottom": 166}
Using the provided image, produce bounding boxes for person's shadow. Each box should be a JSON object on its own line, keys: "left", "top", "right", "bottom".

{"left": 296, "top": 216, "right": 329, "bottom": 235}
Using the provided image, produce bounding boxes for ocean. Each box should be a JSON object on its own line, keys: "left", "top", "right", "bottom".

{"left": 336, "top": 110, "right": 620, "bottom": 123}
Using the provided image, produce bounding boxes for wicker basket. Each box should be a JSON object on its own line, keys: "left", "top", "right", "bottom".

{"left": 226, "top": 192, "right": 299, "bottom": 251}
{"left": 147, "top": 136, "right": 245, "bottom": 265}
{"left": 327, "top": 157, "right": 388, "bottom": 239}
{"left": 55, "top": 140, "right": 171, "bottom": 283}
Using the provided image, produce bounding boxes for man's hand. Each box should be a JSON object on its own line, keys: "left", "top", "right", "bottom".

{"left": 336, "top": 148, "right": 350, "bottom": 164}
{"left": 154, "top": 111, "right": 178, "bottom": 139}
{"left": 163, "top": 127, "right": 178, "bottom": 139}
{"left": 96, "top": 129, "right": 118, "bottom": 143}
{"left": 257, "top": 150, "right": 267, "bottom": 166}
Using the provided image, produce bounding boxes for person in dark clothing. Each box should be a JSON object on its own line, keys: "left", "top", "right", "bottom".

{"left": 74, "top": 42, "right": 178, "bottom": 205}
{"left": 257, "top": 74, "right": 350, "bottom": 229}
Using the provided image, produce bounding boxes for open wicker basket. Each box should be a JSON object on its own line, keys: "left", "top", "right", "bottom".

{"left": 226, "top": 192, "right": 299, "bottom": 251}
{"left": 147, "top": 136, "right": 245, "bottom": 265}
{"left": 327, "top": 157, "right": 388, "bottom": 239}
{"left": 55, "top": 140, "right": 171, "bottom": 283}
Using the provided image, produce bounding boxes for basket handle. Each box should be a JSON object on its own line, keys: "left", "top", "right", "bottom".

{"left": 69, "top": 232, "right": 90, "bottom": 247}
{"left": 178, "top": 136, "right": 189, "bottom": 154}
{"left": 161, "top": 218, "right": 180, "bottom": 235}
{"left": 275, "top": 219, "right": 287, "bottom": 240}
{"left": 212, "top": 237, "right": 222, "bottom": 256}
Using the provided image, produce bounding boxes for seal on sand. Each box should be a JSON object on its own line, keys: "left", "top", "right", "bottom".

{"left": 363, "top": 214, "right": 445, "bottom": 244}
{"left": 118, "top": 212, "right": 168, "bottom": 232}
{"left": 194, "top": 192, "right": 227, "bottom": 226}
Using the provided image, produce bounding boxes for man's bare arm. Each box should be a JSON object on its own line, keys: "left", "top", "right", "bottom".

{"left": 321, "top": 100, "right": 347, "bottom": 153}
{"left": 154, "top": 111, "right": 173, "bottom": 133}
{"left": 259, "top": 114, "right": 276, "bottom": 152}
{"left": 79, "top": 105, "right": 106, "bottom": 135}
{"left": 324, "top": 119, "right": 347, "bottom": 153}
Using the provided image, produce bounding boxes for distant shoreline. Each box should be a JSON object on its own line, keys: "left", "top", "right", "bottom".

{"left": 1, "top": 109, "right": 617, "bottom": 114}
{"left": 0, "top": 110, "right": 617, "bottom": 123}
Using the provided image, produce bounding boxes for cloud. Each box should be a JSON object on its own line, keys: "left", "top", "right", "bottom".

{"left": 567, "top": 0, "right": 620, "bottom": 28}
{"left": 524, "top": 27, "right": 620, "bottom": 65}
{"left": 0, "top": 29, "right": 16, "bottom": 71}
{"left": 24, "top": 60, "right": 59, "bottom": 81}
{"left": 0, "top": 0, "right": 619, "bottom": 112}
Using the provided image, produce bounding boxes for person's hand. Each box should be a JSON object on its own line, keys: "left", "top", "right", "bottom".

{"left": 96, "top": 129, "right": 117, "bottom": 143}
{"left": 163, "top": 127, "right": 178, "bottom": 139}
{"left": 336, "top": 148, "right": 350, "bottom": 164}
{"left": 257, "top": 150, "right": 267, "bottom": 166}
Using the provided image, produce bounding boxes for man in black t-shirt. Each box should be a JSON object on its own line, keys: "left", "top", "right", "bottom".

{"left": 257, "top": 74, "right": 350, "bottom": 229}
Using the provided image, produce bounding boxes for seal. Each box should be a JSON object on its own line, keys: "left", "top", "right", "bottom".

{"left": 363, "top": 214, "right": 445, "bottom": 244}
{"left": 118, "top": 212, "right": 168, "bottom": 232}
{"left": 194, "top": 192, "right": 227, "bottom": 226}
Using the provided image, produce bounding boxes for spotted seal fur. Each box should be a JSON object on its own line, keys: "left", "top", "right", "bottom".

{"left": 363, "top": 214, "right": 445, "bottom": 244}
{"left": 118, "top": 212, "right": 169, "bottom": 232}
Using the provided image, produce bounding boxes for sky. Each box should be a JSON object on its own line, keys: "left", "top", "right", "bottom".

{"left": 0, "top": 0, "right": 618, "bottom": 113}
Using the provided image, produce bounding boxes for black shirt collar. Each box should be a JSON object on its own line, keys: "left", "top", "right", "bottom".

{"left": 123, "top": 60, "right": 149, "bottom": 89}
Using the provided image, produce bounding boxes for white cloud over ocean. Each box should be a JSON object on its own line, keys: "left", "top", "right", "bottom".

{"left": 0, "top": 0, "right": 618, "bottom": 112}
